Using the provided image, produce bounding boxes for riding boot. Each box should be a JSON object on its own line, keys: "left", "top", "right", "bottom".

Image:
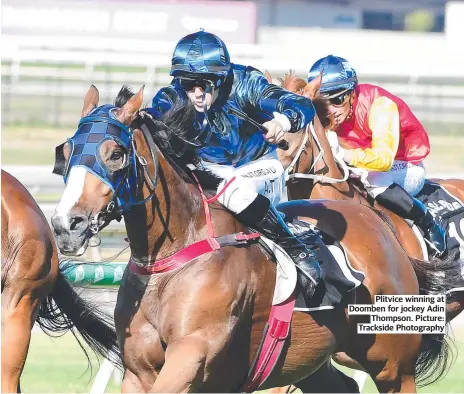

{"left": 236, "top": 195, "right": 322, "bottom": 300}
{"left": 372, "top": 183, "right": 447, "bottom": 256}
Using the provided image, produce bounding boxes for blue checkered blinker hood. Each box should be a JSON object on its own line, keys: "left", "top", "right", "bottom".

{"left": 54, "top": 104, "right": 139, "bottom": 210}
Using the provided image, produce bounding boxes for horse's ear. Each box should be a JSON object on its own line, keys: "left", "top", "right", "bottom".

{"left": 304, "top": 70, "right": 323, "bottom": 99}
{"left": 116, "top": 86, "right": 144, "bottom": 125}
{"left": 264, "top": 70, "right": 273, "bottom": 83}
{"left": 82, "top": 85, "right": 99, "bottom": 117}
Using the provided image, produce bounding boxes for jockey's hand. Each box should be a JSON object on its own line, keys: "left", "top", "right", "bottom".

{"left": 263, "top": 119, "right": 287, "bottom": 144}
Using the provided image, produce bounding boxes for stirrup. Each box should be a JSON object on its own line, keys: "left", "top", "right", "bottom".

{"left": 423, "top": 238, "right": 446, "bottom": 258}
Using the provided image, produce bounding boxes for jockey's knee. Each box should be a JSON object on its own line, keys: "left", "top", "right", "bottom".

{"left": 216, "top": 178, "right": 258, "bottom": 214}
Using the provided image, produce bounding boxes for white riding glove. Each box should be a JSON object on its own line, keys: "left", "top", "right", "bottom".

{"left": 326, "top": 131, "right": 346, "bottom": 163}
{"left": 263, "top": 112, "right": 291, "bottom": 144}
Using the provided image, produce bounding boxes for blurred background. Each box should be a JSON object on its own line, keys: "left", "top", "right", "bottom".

{"left": 2, "top": 0, "right": 464, "bottom": 392}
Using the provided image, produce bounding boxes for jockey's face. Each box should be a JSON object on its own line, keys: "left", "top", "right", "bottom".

{"left": 327, "top": 90, "right": 354, "bottom": 127}
{"left": 187, "top": 87, "right": 213, "bottom": 112}
{"left": 178, "top": 78, "right": 214, "bottom": 112}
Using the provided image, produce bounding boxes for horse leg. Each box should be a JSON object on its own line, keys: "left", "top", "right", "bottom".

{"left": 294, "top": 361, "right": 360, "bottom": 393}
{"left": 149, "top": 336, "right": 209, "bottom": 392}
{"left": 346, "top": 333, "right": 419, "bottom": 393}
{"left": 1, "top": 288, "right": 40, "bottom": 393}
{"left": 121, "top": 369, "right": 146, "bottom": 393}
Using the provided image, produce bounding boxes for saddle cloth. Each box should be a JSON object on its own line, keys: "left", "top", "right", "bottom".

{"left": 262, "top": 219, "right": 365, "bottom": 311}
{"left": 416, "top": 180, "right": 464, "bottom": 281}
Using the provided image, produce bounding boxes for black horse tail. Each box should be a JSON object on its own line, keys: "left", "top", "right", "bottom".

{"left": 410, "top": 251, "right": 460, "bottom": 387}
{"left": 36, "top": 270, "right": 122, "bottom": 370}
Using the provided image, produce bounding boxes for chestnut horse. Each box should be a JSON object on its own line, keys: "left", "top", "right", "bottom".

{"left": 271, "top": 70, "right": 464, "bottom": 316}
{"left": 268, "top": 71, "right": 464, "bottom": 386}
{"left": 1, "top": 170, "right": 121, "bottom": 392}
{"left": 50, "top": 85, "right": 459, "bottom": 393}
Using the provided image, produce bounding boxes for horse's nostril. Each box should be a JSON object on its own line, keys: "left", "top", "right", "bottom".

{"left": 69, "top": 215, "right": 88, "bottom": 231}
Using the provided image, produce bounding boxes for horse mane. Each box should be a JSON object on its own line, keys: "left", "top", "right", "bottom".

{"left": 277, "top": 71, "right": 307, "bottom": 95}
{"left": 115, "top": 85, "right": 135, "bottom": 108}
{"left": 114, "top": 86, "right": 195, "bottom": 158}
{"left": 115, "top": 86, "right": 223, "bottom": 190}
{"left": 271, "top": 70, "right": 335, "bottom": 130}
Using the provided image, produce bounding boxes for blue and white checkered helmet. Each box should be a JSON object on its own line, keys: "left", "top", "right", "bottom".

{"left": 307, "top": 55, "right": 358, "bottom": 94}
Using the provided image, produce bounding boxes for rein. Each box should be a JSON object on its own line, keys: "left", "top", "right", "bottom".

{"left": 287, "top": 122, "right": 349, "bottom": 184}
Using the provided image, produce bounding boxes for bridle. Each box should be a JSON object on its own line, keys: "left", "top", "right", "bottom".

{"left": 286, "top": 121, "right": 349, "bottom": 184}
{"left": 89, "top": 120, "right": 160, "bottom": 234}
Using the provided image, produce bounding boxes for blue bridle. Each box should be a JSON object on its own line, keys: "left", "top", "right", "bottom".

{"left": 54, "top": 105, "right": 158, "bottom": 233}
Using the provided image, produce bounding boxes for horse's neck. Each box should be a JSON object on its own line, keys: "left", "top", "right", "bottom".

{"left": 124, "top": 159, "right": 204, "bottom": 265}
{"left": 310, "top": 118, "right": 352, "bottom": 198}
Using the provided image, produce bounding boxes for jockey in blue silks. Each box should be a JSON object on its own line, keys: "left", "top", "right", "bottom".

{"left": 147, "top": 30, "right": 320, "bottom": 298}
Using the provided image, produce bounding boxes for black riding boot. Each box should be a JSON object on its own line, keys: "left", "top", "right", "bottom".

{"left": 236, "top": 195, "right": 322, "bottom": 300}
{"left": 373, "top": 183, "right": 447, "bottom": 256}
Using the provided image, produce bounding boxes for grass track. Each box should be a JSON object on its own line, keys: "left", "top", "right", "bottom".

{"left": 21, "top": 326, "right": 464, "bottom": 393}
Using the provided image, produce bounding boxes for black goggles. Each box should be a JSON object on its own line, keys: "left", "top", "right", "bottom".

{"left": 178, "top": 78, "right": 213, "bottom": 92}
{"left": 327, "top": 90, "right": 352, "bottom": 106}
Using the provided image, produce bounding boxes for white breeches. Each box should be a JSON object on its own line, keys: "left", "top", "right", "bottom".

{"left": 367, "top": 160, "right": 426, "bottom": 198}
{"left": 200, "top": 150, "right": 287, "bottom": 214}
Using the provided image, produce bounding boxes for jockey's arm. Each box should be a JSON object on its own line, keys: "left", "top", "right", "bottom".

{"left": 239, "top": 68, "right": 316, "bottom": 132}
{"left": 344, "top": 96, "right": 400, "bottom": 172}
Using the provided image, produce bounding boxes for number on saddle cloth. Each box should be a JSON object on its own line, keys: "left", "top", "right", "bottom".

{"left": 417, "top": 181, "right": 464, "bottom": 263}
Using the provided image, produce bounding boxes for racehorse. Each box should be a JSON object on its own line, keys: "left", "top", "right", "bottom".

{"left": 1, "top": 170, "right": 121, "bottom": 393}
{"left": 50, "top": 84, "right": 459, "bottom": 393}
{"left": 267, "top": 70, "right": 464, "bottom": 384}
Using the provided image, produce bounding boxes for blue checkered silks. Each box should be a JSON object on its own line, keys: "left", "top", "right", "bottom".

{"left": 61, "top": 104, "right": 138, "bottom": 209}
{"left": 307, "top": 55, "right": 358, "bottom": 94}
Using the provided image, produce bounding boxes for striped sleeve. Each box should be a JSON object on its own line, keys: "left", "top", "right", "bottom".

{"left": 346, "top": 96, "right": 400, "bottom": 171}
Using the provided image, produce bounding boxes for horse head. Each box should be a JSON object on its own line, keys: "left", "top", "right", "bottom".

{"left": 51, "top": 85, "right": 198, "bottom": 256}
{"left": 265, "top": 70, "right": 349, "bottom": 199}
{"left": 267, "top": 70, "right": 334, "bottom": 131}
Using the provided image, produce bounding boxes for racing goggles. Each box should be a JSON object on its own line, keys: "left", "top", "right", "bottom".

{"left": 178, "top": 77, "right": 214, "bottom": 92}
{"left": 326, "top": 89, "right": 352, "bottom": 106}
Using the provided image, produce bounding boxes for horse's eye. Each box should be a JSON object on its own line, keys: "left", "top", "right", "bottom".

{"left": 110, "top": 151, "right": 123, "bottom": 161}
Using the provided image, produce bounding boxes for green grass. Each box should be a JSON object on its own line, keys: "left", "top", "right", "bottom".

{"left": 20, "top": 328, "right": 464, "bottom": 393}
{"left": 21, "top": 332, "right": 120, "bottom": 393}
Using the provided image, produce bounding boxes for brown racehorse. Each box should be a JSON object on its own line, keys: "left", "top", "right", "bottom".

{"left": 271, "top": 70, "right": 464, "bottom": 298}
{"left": 1, "top": 170, "right": 121, "bottom": 393}
{"left": 267, "top": 70, "right": 464, "bottom": 382}
{"left": 50, "top": 85, "right": 460, "bottom": 393}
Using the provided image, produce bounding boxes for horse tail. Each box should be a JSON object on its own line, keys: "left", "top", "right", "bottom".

{"left": 409, "top": 252, "right": 460, "bottom": 387}
{"left": 36, "top": 269, "right": 122, "bottom": 370}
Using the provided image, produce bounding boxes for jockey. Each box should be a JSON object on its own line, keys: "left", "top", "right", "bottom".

{"left": 307, "top": 55, "right": 446, "bottom": 256}
{"left": 148, "top": 30, "right": 321, "bottom": 298}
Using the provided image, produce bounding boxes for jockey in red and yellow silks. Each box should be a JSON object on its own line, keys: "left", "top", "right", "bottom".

{"left": 337, "top": 83, "right": 430, "bottom": 170}
{"left": 308, "top": 55, "right": 446, "bottom": 257}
